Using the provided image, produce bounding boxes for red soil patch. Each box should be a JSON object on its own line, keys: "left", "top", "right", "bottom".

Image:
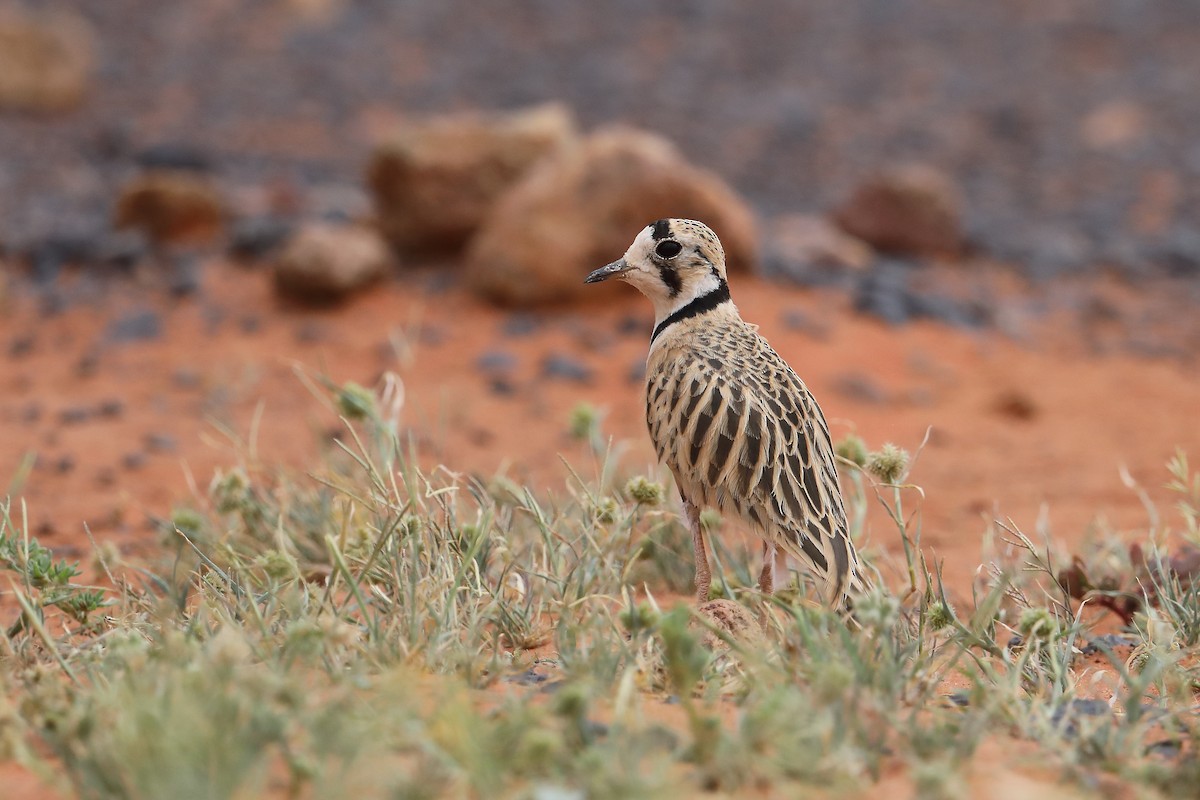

{"left": 2, "top": 263, "right": 1198, "bottom": 603}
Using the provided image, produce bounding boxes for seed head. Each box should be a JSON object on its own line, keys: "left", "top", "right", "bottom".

{"left": 625, "top": 476, "right": 664, "bottom": 507}
{"left": 835, "top": 434, "right": 868, "bottom": 468}
{"left": 866, "top": 443, "right": 910, "bottom": 484}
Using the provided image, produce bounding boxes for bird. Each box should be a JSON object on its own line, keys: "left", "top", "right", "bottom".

{"left": 585, "top": 218, "right": 869, "bottom": 610}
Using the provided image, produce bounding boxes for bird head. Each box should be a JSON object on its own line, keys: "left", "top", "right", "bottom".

{"left": 585, "top": 219, "right": 728, "bottom": 317}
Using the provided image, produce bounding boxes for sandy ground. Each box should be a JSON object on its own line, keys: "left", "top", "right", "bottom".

{"left": 1, "top": 261, "right": 1198, "bottom": 797}
{"left": 3, "top": 262, "right": 1197, "bottom": 601}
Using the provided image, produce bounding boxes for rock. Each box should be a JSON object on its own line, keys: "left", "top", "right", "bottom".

{"left": 465, "top": 126, "right": 759, "bottom": 307}
{"left": 1080, "top": 100, "right": 1147, "bottom": 151}
{"left": 106, "top": 309, "right": 163, "bottom": 343}
{"left": 0, "top": 7, "right": 93, "bottom": 113}
{"left": 764, "top": 213, "right": 874, "bottom": 282}
{"left": 690, "top": 599, "right": 765, "bottom": 651}
{"left": 833, "top": 165, "right": 964, "bottom": 257}
{"left": 114, "top": 171, "right": 225, "bottom": 245}
{"left": 135, "top": 143, "right": 213, "bottom": 173}
{"left": 272, "top": 222, "right": 391, "bottom": 304}
{"left": 540, "top": 353, "right": 592, "bottom": 383}
{"left": 228, "top": 216, "right": 294, "bottom": 262}
{"left": 367, "top": 103, "right": 576, "bottom": 253}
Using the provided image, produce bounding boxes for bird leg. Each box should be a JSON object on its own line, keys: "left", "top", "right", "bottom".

{"left": 681, "top": 496, "right": 710, "bottom": 603}
{"left": 758, "top": 541, "right": 776, "bottom": 595}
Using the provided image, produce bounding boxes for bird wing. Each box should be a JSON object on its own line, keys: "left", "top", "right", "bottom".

{"left": 650, "top": 342, "right": 858, "bottom": 601}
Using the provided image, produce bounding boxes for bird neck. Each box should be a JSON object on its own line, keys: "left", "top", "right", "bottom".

{"left": 649, "top": 273, "right": 733, "bottom": 345}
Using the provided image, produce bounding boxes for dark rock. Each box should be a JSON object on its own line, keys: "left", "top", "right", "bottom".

{"left": 228, "top": 216, "right": 293, "bottom": 262}
{"left": 616, "top": 314, "right": 649, "bottom": 337}
{"left": 906, "top": 293, "right": 989, "bottom": 328}
{"left": 171, "top": 368, "right": 201, "bottom": 389}
{"left": 167, "top": 251, "right": 202, "bottom": 297}
{"left": 501, "top": 313, "right": 542, "bottom": 338}
{"left": 8, "top": 334, "right": 34, "bottom": 358}
{"left": 504, "top": 669, "right": 549, "bottom": 686}
{"left": 853, "top": 260, "right": 913, "bottom": 325}
{"left": 97, "top": 399, "right": 123, "bottom": 418}
{"left": 145, "top": 433, "right": 177, "bottom": 453}
{"left": 1146, "top": 739, "right": 1183, "bottom": 759}
{"left": 19, "top": 403, "right": 40, "bottom": 423}
{"left": 239, "top": 315, "right": 262, "bottom": 334}
{"left": 1079, "top": 634, "right": 1138, "bottom": 655}
{"left": 121, "top": 452, "right": 147, "bottom": 470}
{"left": 54, "top": 456, "right": 74, "bottom": 474}
{"left": 59, "top": 406, "right": 91, "bottom": 424}
{"left": 1149, "top": 227, "right": 1200, "bottom": 278}
{"left": 488, "top": 377, "right": 516, "bottom": 396}
{"left": 627, "top": 359, "right": 645, "bottom": 384}
{"left": 106, "top": 309, "right": 162, "bottom": 343}
{"left": 832, "top": 372, "right": 889, "bottom": 404}
{"left": 94, "top": 230, "right": 149, "bottom": 270}
{"left": 946, "top": 690, "right": 970, "bottom": 707}
{"left": 475, "top": 350, "right": 518, "bottom": 374}
{"left": 135, "top": 143, "right": 213, "bottom": 173}
{"left": 541, "top": 353, "right": 592, "bottom": 383}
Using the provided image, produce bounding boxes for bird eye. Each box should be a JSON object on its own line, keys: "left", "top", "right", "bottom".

{"left": 655, "top": 240, "right": 682, "bottom": 259}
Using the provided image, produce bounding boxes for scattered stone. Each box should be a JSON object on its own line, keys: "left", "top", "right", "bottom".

{"left": 8, "top": 334, "right": 34, "bottom": 358}
{"left": 500, "top": 313, "right": 542, "bottom": 338}
{"left": 993, "top": 391, "right": 1038, "bottom": 421}
{"left": 293, "top": 321, "right": 327, "bottom": 343}
{"left": 59, "top": 406, "right": 91, "bottom": 425}
{"left": 94, "top": 229, "right": 149, "bottom": 270}
{"left": 106, "top": 309, "right": 162, "bottom": 343}
{"left": 690, "top": 599, "right": 765, "bottom": 651}
{"left": 627, "top": 359, "right": 646, "bottom": 384}
{"left": 779, "top": 308, "right": 829, "bottom": 339}
{"left": 1079, "top": 634, "right": 1138, "bottom": 656}
{"left": 54, "top": 455, "right": 74, "bottom": 474}
{"left": 19, "top": 403, "right": 40, "bottom": 423}
{"left": 853, "top": 260, "right": 913, "bottom": 325}
{"left": 0, "top": 7, "right": 93, "bottom": 113}
{"left": 504, "top": 668, "right": 549, "bottom": 686}
{"left": 172, "top": 368, "right": 201, "bottom": 389}
{"left": 239, "top": 315, "right": 262, "bottom": 334}
{"left": 833, "top": 164, "right": 964, "bottom": 257}
{"left": 831, "top": 372, "right": 889, "bottom": 404}
{"left": 144, "top": 433, "right": 177, "bottom": 453}
{"left": 228, "top": 216, "right": 293, "bottom": 262}
{"left": 167, "top": 251, "right": 202, "bottom": 297}
{"left": 946, "top": 690, "right": 971, "bottom": 707}
{"left": 368, "top": 103, "right": 576, "bottom": 253}
{"left": 272, "top": 222, "right": 391, "bottom": 304}
{"left": 488, "top": 378, "right": 516, "bottom": 396}
{"left": 122, "top": 452, "right": 147, "bottom": 471}
{"left": 616, "top": 314, "right": 649, "bottom": 337}
{"left": 97, "top": 399, "right": 124, "bottom": 418}
{"left": 135, "top": 143, "right": 213, "bottom": 172}
{"left": 114, "top": 171, "right": 225, "bottom": 245}
{"left": 475, "top": 350, "right": 518, "bottom": 374}
{"left": 540, "top": 352, "right": 592, "bottom": 383}
{"left": 764, "top": 213, "right": 874, "bottom": 284}
{"left": 1080, "top": 100, "right": 1147, "bottom": 151}
{"left": 466, "top": 126, "right": 759, "bottom": 306}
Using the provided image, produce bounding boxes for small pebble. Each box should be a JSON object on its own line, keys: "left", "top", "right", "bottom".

{"left": 106, "top": 309, "right": 163, "bottom": 343}
{"left": 541, "top": 353, "right": 593, "bottom": 383}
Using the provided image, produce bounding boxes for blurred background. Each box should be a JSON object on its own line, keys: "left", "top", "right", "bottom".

{"left": 1, "top": 0, "right": 1198, "bottom": 579}
{"left": 4, "top": 0, "right": 1200, "bottom": 273}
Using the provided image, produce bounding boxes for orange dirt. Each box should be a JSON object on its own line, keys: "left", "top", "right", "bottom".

{"left": 1, "top": 259, "right": 1195, "bottom": 796}
{"left": 4, "top": 262, "right": 1197, "bottom": 600}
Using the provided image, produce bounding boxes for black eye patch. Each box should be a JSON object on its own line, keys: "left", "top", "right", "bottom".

{"left": 655, "top": 240, "right": 683, "bottom": 259}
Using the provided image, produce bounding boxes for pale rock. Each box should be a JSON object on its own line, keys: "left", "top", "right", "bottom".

{"left": 0, "top": 7, "right": 93, "bottom": 113}
{"left": 466, "top": 126, "right": 759, "bottom": 307}
{"left": 834, "top": 164, "right": 963, "bottom": 258}
{"left": 367, "top": 103, "right": 576, "bottom": 253}
{"left": 273, "top": 222, "right": 392, "bottom": 303}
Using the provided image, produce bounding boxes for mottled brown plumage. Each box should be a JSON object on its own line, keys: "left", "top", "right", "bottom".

{"left": 586, "top": 218, "right": 869, "bottom": 608}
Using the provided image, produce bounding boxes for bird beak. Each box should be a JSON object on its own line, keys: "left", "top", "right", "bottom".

{"left": 584, "top": 259, "right": 631, "bottom": 284}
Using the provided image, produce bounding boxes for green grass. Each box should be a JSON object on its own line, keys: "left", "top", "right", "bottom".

{"left": 1, "top": 384, "right": 1198, "bottom": 798}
